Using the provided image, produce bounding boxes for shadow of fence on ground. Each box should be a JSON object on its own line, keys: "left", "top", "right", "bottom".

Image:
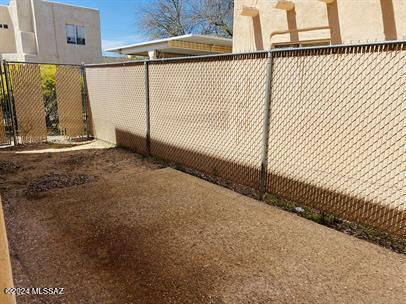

{"left": 113, "top": 128, "right": 405, "bottom": 238}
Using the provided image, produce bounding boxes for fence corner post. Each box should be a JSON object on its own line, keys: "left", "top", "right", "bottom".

{"left": 259, "top": 51, "right": 274, "bottom": 201}
{"left": 144, "top": 60, "right": 151, "bottom": 156}
{"left": 81, "top": 63, "right": 91, "bottom": 140}
{"left": 2, "top": 59, "right": 17, "bottom": 146}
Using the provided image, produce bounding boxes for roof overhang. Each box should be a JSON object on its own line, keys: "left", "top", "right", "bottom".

{"left": 105, "top": 34, "right": 233, "bottom": 57}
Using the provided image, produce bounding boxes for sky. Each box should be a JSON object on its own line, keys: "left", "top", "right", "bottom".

{"left": 0, "top": 0, "right": 149, "bottom": 54}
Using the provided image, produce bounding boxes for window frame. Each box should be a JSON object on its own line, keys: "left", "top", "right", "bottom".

{"left": 66, "top": 24, "right": 86, "bottom": 45}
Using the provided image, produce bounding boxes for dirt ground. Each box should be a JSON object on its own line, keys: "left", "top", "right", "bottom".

{"left": 0, "top": 141, "right": 405, "bottom": 304}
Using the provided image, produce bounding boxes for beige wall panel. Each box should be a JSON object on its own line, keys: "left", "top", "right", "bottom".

{"left": 149, "top": 56, "right": 267, "bottom": 188}
{"left": 234, "top": 0, "right": 406, "bottom": 52}
{"left": 56, "top": 66, "right": 84, "bottom": 137}
{"left": 267, "top": 46, "right": 406, "bottom": 236}
{"left": 86, "top": 64, "right": 147, "bottom": 154}
{"left": 11, "top": 64, "right": 47, "bottom": 143}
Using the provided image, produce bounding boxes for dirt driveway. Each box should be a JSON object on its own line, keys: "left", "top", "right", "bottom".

{"left": 0, "top": 142, "right": 405, "bottom": 304}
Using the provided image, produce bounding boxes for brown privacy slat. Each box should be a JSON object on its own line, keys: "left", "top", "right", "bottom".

{"left": 85, "top": 65, "right": 147, "bottom": 154}
{"left": 267, "top": 45, "right": 406, "bottom": 237}
{"left": 10, "top": 64, "right": 47, "bottom": 143}
{"left": 56, "top": 66, "right": 85, "bottom": 137}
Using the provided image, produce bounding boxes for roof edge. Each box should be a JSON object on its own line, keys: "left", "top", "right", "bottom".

{"left": 105, "top": 34, "right": 232, "bottom": 52}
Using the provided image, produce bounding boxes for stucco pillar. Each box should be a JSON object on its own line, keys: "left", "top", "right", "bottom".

{"left": 0, "top": 197, "right": 16, "bottom": 304}
{"left": 148, "top": 50, "right": 158, "bottom": 59}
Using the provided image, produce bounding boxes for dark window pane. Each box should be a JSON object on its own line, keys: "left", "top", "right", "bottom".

{"left": 76, "top": 26, "right": 85, "bottom": 45}
{"left": 66, "top": 24, "right": 77, "bottom": 44}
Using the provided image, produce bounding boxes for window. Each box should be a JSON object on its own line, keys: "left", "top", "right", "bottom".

{"left": 66, "top": 24, "right": 86, "bottom": 45}
{"left": 0, "top": 24, "right": 8, "bottom": 29}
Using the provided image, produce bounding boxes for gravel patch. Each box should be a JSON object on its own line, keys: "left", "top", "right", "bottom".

{"left": 0, "top": 160, "right": 20, "bottom": 173}
{"left": 26, "top": 173, "right": 93, "bottom": 198}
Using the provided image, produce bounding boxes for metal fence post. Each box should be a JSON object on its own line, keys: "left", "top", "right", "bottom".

{"left": 0, "top": 63, "right": 8, "bottom": 143}
{"left": 259, "top": 51, "right": 274, "bottom": 201}
{"left": 144, "top": 60, "right": 151, "bottom": 156}
{"left": 2, "top": 60, "right": 17, "bottom": 146}
{"left": 81, "top": 64, "right": 91, "bottom": 139}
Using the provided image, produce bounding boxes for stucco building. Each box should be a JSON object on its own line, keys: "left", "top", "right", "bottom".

{"left": 233, "top": 0, "right": 406, "bottom": 52}
{"left": 0, "top": 0, "right": 102, "bottom": 64}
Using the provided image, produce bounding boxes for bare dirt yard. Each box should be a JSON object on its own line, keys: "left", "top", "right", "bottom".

{"left": 0, "top": 141, "right": 405, "bottom": 304}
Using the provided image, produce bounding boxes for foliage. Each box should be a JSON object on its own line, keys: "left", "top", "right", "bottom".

{"left": 137, "top": 0, "right": 233, "bottom": 39}
{"left": 40, "top": 65, "right": 59, "bottom": 134}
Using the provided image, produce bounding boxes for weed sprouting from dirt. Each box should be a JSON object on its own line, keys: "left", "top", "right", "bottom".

{"left": 264, "top": 194, "right": 406, "bottom": 255}
{"left": 26, "top": 173, "right": 94, "bottom": 198}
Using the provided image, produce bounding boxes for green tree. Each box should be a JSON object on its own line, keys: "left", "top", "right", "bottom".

{"left": 40, "top": 65, "right": 59, "bottom": 134}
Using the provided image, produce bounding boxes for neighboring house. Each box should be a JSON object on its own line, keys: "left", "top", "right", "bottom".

{"left": 233, "top": 0, "right": 406, "bottom": 52}
{"left": 106, "top": 34, "right": 232, "bottom": 59}
{"left": 0, "top": 0, "right": 102, "bottom": 64}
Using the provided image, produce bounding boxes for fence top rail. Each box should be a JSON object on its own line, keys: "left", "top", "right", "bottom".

{"left": 85, "top": 50, "right": 270, "bottom": 68}
{"left": 84, "top": 39, "right": 405, "bottom": 68}
{"left": 1, "top": 60, "right": 81, "bottom": 67}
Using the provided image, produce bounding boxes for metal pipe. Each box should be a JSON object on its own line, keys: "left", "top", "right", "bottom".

{"left": 85, "top": 51, "right": 270, "bottom": 68}
{"left": 144, "top": 61, "right": 151, "bottom": 156}
{"left": 271, "top": 39, "right": 405, "bottom": 53}
{"left": 4, "top": 60, "right": 81, "bottom": 67}
{"left": 2, "top": 61, "right": 17, "bottom": 146}
{"left": 259, "top": 51, "right": 273, "bottom": 201}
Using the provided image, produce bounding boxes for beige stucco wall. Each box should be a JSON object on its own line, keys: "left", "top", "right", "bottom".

{"left": 233, "top": 0, "right": 406, "bottom": 52}
{"left": 0, "top": 197, "right": 16, "bottom": 304}
{"left": 1, "top": 0, "right": 102, "bottom": 64}
{"left": 0, "top": 5, "right": 16, "bottom": 54}
{"left": 32, "top": 0, "right": 102, "bottom": 64}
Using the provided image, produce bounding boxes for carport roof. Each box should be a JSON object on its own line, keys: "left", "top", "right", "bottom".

{"left": 105, "top": 34, "right": 233, "bottom": 57}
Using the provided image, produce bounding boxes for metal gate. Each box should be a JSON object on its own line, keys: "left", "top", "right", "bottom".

{"left": 0, "top": 60, "right": 90, "bottom": 146}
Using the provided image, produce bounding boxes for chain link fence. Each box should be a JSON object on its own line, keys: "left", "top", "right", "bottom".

{"left": 85, "top": 62, "right": 148, "bottom": 154}
{"left": 85, "top": 41, "right": 405, "bottom": 237}
{"left": 0, "top": 61, "right": 89, "bottom": 145}
{"left": 2, "top": 41, "right": 404, "bottom": 237}
{"left": 148, "top": 54, "right": 268, "bottom": 188}
{"left": 268, "top": 44, "right": 405, "bottom": 236}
